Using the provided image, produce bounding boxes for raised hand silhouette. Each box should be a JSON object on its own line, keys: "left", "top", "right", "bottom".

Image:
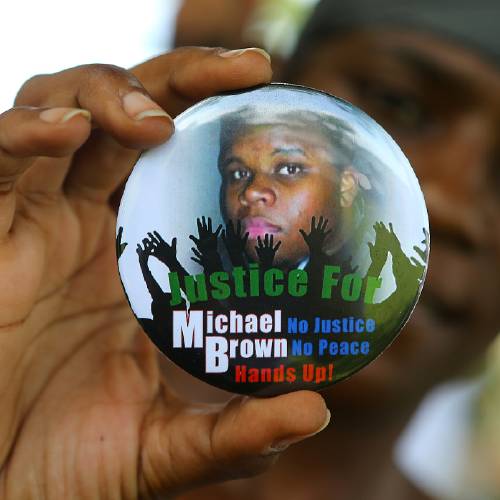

{"left": 189, "top": 216, "right": 222, "bottom": 254}
{"left": 373, "top": 222, "right": 428, "bottom": 285}
{"left": 366, "top": 221, "right": 392, "bottom": 277}
{"left": 136, "top": 235, "right": 186, "bottom": 361}
{"left": 384, "top": 222, "right": 403, "bottom": 253}
{"left": 139, "top": 230, "right": 191, "bottom": 285}
{"left": 116, "top": 226, "right": 128, "bottom": 259}
{"left": 340, "top": 255, "right": 359, "bottom": 275}
{"left": 299, "top": 216, "right": 332, "bottom": 256}
{"left": 190, "top": 245, "right": 223, "bottom": 274}
{"left": 190, "top": 246, "right": 222, "bottom": 272}
{"left": 411, "top": 228, "right": 429, "bottom": 271}
{"left": 136, "top": 235, "right": 171, "bottom": 319}
{"left": 222, "top": 219, "right": 249, "bottom": 266}
{"left": 189, "top": 216, "right": 223, "bottom": 273}
{"left": 136, "top": 238, "right": 153, "bottom": 266}
{"left": 403, "top": 227, "right": 429, "bottom": 284}
{"left": 255, "top": 234, "right": 282, "bottom": 269}
{"left": 145, "top": 231, "right": 178, "bottom": 267}
{"left": 365, "top": 222, "right": 427, "bottom": 331}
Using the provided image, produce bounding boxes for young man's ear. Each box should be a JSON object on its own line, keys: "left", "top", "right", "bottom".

{"left": 340, "top": 168, "right": 358, "bottom": 208}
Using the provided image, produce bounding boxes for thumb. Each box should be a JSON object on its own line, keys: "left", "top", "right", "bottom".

{"left": 140, "top": 389, "right": 329, "bottom": 497}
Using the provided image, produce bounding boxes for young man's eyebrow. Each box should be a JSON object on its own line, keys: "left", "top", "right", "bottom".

{"left": 271, "top": 146, "right": 308, "bottom": 157}
{"left": 389, "top": 47, "right": 472, "bottom": 92}
{"left": 219, "top": 156, "right": 244, "bottom": 170}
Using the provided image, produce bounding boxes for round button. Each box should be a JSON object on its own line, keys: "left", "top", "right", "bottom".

{"left": 117, "top": 83, "right": 429, "bottom": 396}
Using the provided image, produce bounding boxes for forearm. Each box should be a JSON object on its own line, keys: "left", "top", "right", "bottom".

{"left": 140, "top": 260, "right": 165, "bottom": 300}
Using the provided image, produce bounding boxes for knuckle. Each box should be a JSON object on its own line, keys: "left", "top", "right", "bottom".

{"left": 82, "top": 63, "right": 125, "bottom": 79}
{"left": 15, "top": 74, "right": 51, "bottom": 105}
{"left": 80, "top": 63, "right": 142, "bottom": 91}
{"left": 16, "top": 64, "right": 146, "bottom": 109}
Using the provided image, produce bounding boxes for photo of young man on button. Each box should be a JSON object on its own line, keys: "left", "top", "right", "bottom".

{"left": 0, "top": 0, "right": 498, "bottom": 499}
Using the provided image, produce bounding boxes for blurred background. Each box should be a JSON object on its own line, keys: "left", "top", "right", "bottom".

{"left": 0, "top": 0, "right": 319, "bottom": 111}
{"left": 0, "top": 0, "right": 181, "bottom": 111}
{"left": 1, "top": 1, "right": 498, "bottom": 499}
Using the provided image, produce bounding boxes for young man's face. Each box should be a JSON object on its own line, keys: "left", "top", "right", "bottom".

{"left": 219, "top": 125, "right": 340, "bottom": 266}
{"left": 292, "top": 30, "right": 500, "bottom": 405}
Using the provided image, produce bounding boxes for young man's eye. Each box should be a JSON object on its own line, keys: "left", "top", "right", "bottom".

{"left": 230, "top": 169, "right": 250, "bottom": 181}
{"left": 277, "top": 163, "right": 303, "bottom": 176}
{"left": 350, "top": 78, "right": 433, "bottom": 134}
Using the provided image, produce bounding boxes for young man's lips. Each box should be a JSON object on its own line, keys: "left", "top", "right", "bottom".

{"left": 243, "top": 217, "right": 282, "bottom": 238}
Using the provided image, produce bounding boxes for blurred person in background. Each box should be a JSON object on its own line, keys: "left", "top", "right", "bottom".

{"left": 174, "top": 0, "right": 318, "bottom": 74}
{"left": 175, "top": 0, "right": 500, "bottom": 499}
{"left": 175, "top": 0, "right": 257, "bottom": 49}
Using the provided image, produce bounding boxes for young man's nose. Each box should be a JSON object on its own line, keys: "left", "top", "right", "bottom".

{"left": 239, "top": 174, "right": 277, "bottom": 206}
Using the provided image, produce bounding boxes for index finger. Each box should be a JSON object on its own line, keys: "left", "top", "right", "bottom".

{"left": 133, "top": 47, "right": 272, "bottom": 116}
{"left": 16, "top": 64, "right": 174, "bottom": 149}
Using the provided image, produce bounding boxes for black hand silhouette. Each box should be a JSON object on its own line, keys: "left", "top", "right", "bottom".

{"left": 255, "top": 234, "right": 282, "bottom": 268}
{"left": 190, "top": 247, "right": 205, "bottom": 267}
{"left": 136, "top": 233, "right": 181, "bottom": 320}
{"left": 136, "top": 244, "right": 146, "bottom": 265}
{"left": 190, "top": 245, "right": 224, "bottom": 275}
{"left": 188, "top": 217, "right": 223, "bottom": 272}
{"left": 144, "top": 231, "right": 178, "bottom": 266}
{"left": 136, "top": 236, "right": 155, "bottom": 267}
{"left": 299, "top": 216, "right": 332, "bottom": 254}
{"left": 341, "top": 255, "right": 359, "bottom": 275}
{"left": 116, "top": 226, "right": 128, "bottom": 259}
{"left": 189, "top": 216, "right": 222, "bottom": 255}
{"left": 222, "top": 219, "right": 249, "bottom": 266}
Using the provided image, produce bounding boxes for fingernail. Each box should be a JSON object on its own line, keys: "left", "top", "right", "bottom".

{"left": 122, "top": 91, "right": 170, "bottom": 121}
{"left": 264, "top": 409, "right": 331, "bottom": 454}
{"left": 40, "top": 107, "right": 91, "bottom": 124}
{"left": 219, "top": 47, "right": 271, "bottom": 63}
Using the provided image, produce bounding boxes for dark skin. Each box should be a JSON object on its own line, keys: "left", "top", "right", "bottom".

{"left": 0, "top": 47, "right": 331, "bottom": 499}
{"left": 220, "top": 125, "right": 358, "bottom": 267}
{"left": 181, "top": 31, "right": 500, "bottom": 500}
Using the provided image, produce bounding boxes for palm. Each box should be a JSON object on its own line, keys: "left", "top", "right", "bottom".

{"left": 0, "top": 49, "right": 329, "bottom": 498}
{"left": 1, "top": 188, "right": 144, "bottom": 483}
